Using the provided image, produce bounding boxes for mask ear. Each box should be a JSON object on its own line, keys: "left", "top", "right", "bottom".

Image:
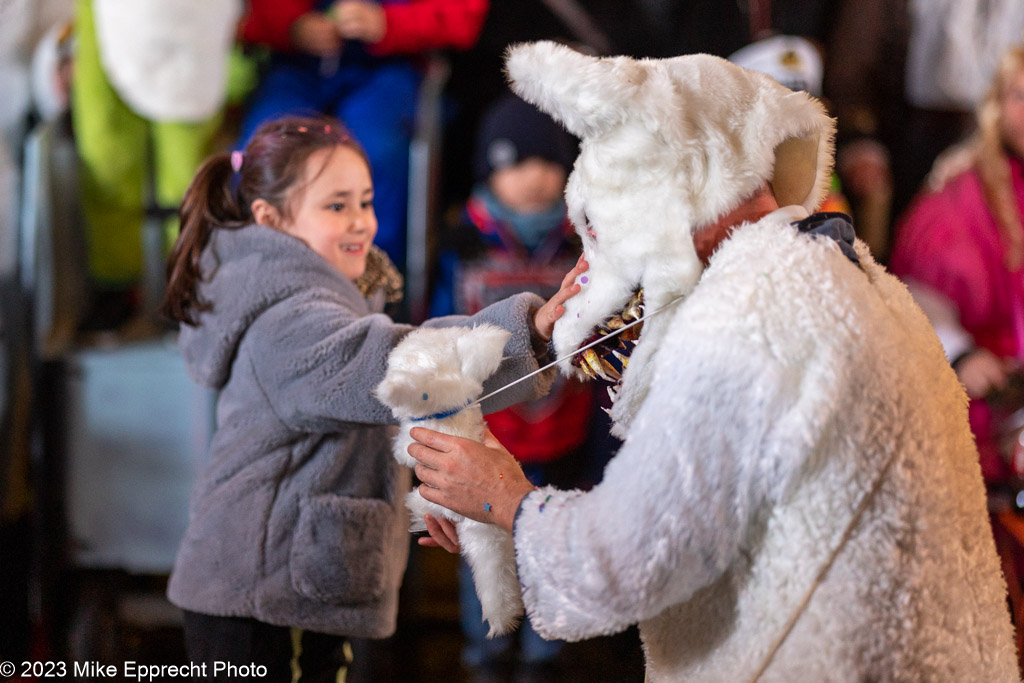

{"left": 456, "top": 325, "right": 512, "bottom": 383}
{"left": 505, "top": 41, "right": 646, "bottom": 139}
{"left": 767, "top": 90, "right": 835, "bottom": 213}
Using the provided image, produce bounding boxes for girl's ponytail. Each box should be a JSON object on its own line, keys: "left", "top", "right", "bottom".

{"left": 161, "top": 153, "right": 249, "bottom": 326}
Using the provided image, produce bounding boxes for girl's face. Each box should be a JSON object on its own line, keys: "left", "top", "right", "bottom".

{"left": 278, "top": 145, "right": 378, "bottom": 280}
{"left": 1001, "top": 67, "right": 1024, "bottom": 159}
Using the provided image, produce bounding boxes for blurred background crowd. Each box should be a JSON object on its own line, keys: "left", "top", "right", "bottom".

{"left": 3, "top": 0, "right": 1024, "bottom": 681}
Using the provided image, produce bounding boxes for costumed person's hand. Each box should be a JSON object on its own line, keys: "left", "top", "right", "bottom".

{"left": 956, "top": 347, "right": 1010, "bottom": 399}
{"left": 292, "top": 12, "right": 343, "bottom": 56}
{"left": 409, "top": 426, "right": 536, "bottom": 532}
{"left": 418, "top": 514, "right": 460, "bottom": 553}
{"left": 332, "top": 1, "right": 386, "bottom": 44}
{"left": 533, "top": 254, "right": 588, "bottom": 341}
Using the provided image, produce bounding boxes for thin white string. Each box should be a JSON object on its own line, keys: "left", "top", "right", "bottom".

{"left": 748, "top": 448, "right": 899, "bottom": 681}
{"left": 469, "top": 293, "right": 686, "bottom": 410}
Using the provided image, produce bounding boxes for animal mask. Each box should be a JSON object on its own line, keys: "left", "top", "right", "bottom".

{"left": 505, "top": 41, "right": 836, "bottom": 372}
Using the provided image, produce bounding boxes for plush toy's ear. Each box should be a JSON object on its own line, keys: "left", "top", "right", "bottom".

{"left": 457, "top": 325, "right": 512, "bottom": 383}
{"left": 505, "top": 41, "right": 644, "bottom": 139}
{"left": 374, "top": 371, "right": 414, "bottom": 413}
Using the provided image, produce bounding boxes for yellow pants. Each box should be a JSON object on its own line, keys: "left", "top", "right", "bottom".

{"left": 71, "top": 0, "right": 222, "bottom": 287}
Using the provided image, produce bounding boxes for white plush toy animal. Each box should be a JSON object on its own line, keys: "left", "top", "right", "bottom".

{"left": 375, "top": 324, "right": 524, "bottom": 636}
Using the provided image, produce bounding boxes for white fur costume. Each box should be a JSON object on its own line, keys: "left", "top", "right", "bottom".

{"left": 93, "top": 0, "right": 240, "bottom": 121}
{"left": 376, "top": 325, "right": 524, "bottom": 636}
{"left": 506, "top": 42, "right": 1019, "bottom": 681}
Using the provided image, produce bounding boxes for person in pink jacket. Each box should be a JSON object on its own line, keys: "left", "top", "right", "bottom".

{"left": 890, "top": 45, "right": 1024, "bottom": 485}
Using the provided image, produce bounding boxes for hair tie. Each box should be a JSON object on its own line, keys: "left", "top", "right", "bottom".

{"left": 230, "top": 150, "right": 244, "bottom": 173}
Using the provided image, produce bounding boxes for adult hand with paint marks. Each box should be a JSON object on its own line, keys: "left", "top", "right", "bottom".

{"left": 411, "top": 426, "right": 536, "bottom": 535}
{"left": 410, "top": 253, "right": 588, "bottom": 546}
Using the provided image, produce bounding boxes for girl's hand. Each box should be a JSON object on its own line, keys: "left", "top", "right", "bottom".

{"left": 418, "top": 514, "right": 460, "bottom": 553}
{"left": 533, "top": 254, "right": 588, "bottom": 341}
{"left": 408, "top": 427, "right": 536, "bottom": 532}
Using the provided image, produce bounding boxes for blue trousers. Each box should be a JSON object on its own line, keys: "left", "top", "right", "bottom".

{"left": 458, "top": 462, "right": 564, "bottom": 668}
{"left": 240, "top": 56, "right": 420, "bottom": 272}
{"left": 458, "top": 558, "right": 563, "bottom": 668}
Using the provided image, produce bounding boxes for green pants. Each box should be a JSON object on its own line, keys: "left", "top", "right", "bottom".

{"left": 71, "top": 0, "right": 222, "bottom": 287}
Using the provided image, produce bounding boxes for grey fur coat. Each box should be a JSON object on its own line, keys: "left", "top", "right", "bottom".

{"left": 167, "top": 224, "right": 552, "bottom": 637}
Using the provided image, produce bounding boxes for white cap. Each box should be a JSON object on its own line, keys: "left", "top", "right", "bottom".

{"left": 728, "top": 35, "right": 824, "bottom": 97}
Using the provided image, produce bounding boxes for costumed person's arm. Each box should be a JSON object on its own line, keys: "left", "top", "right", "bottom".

{"left": 332, "top": 0, "right": 488, "bottom": 56}
{"left": 413, "top": 332, "right": 791, "bottom": 641}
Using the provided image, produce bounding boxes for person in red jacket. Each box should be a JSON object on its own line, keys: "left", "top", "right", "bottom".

{"left": 430, "top": 91, "right": 619, "bottom": 679}
{"left": 239, "top": 0, "right": 488, "bottom": 274}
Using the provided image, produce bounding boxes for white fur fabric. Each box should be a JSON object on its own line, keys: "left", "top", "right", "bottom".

{"left": 503, "top": 40, "right": 1016, "bottom": 680}
{"left": 505, "top": 42, "right": 835, "bottom": 373}
{"left": 513, "top": 216, "right": 1019, "bottom": 681}
{"left": 31, "top": 23, "right": 70, "bottom": 122}
{"left": 93, "top": 0, "right": 240, "bottom": 121}
{"left": 376, "top": 325, "right": 525, "bottom": 636}
{"left": 0, "top": 0, "right": 73, "bottom": 142}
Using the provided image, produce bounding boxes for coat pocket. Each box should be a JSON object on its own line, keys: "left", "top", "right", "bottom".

{"left": 290, "top": 494, "right": 394, "bottom": 604}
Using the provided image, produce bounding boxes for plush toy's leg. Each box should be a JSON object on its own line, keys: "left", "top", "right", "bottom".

{"left": 404, "top": 488, "right": 525, "bottom": 635}
{"left": 459, "top": 521, "right": 525, "bottom": 637}
{"left": 392, "top": 430, "right": 417, "bottom": 469}
{"left": 404, "top": 490, "right": 439, "bottom": 533}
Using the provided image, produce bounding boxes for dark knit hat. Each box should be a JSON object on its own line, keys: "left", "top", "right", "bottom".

{"left": 473, "top": 91, "right": 577, "bottom": 182}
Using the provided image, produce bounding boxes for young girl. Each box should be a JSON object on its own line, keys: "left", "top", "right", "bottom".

{"left": 161, "top": 115, "right": 584, "bottom": 680}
